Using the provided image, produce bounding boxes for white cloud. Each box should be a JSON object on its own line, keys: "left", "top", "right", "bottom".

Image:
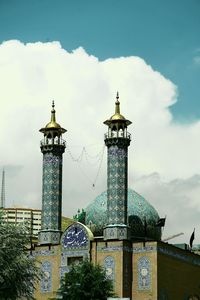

{"left": 134, "top": 173, "right": 200, "bottom": 244}
{"left": 193, "top": 56, "right": 200, "bottom": 65}
{"left": 0, "top": 40, "right": 200, "bottom": 243}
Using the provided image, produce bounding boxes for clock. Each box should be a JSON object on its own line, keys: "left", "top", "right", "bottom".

{"left": 62, "top": 224, "right": 88, "bottom": 249}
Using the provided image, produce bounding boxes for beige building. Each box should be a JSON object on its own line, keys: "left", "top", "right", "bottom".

{"left": 2, "top": 207, "right": 41, "bottom": 236}
{"left": 1, "top": 207, "right": 74, "bottom": 237}
{"left": 33, "top": 237, "right": 200, "bottom": 300}
{"left": 31, "top": 99, "right": 200, "bottom": 299}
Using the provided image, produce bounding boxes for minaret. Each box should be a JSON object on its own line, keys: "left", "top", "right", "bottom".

{"left": 0, "top": 169, "right": 5, "bottom": 208}
{"left": 39, "top": 101, "right": 66, "bottom": 245}
{"left": 103, "top": 92, "right": 132, "bottom": 240}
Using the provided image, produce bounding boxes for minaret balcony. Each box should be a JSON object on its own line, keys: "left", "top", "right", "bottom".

{"left": 40, "top": 138, "right": 66, "bottom": 147}
{"left": 104, "top": 131, "right": 131, "bottom": 140}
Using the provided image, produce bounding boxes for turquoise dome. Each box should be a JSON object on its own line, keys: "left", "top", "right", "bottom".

{"left": 85, "top": 189, "right": 161, "bottom": 240}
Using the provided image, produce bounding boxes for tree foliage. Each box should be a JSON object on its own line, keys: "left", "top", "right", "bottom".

{"left": 57, "top": 259, "right": 115, "bottom": 300}
{"left": 0, "top": 212, "right": 40, "bottom": 300}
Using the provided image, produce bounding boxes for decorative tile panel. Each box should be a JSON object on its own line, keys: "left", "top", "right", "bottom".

{"left": 104, "top": 225, "right": 129, "bottom": 240}
{"left": 32, "top": 249, "right": 57, "bottom": 257}
{"left": 40, "top": 145, "right": 65, "bottom": 244}
{"left": 133, "top": 245, "right": 157, "bottom": 254}
{"left": 41, "top": 261, "right": 52, "bottom": 293}
{"left": 61, "top": 250, "right": 89, "bottom": 257}
{"left": 107, "top": 142, "right": 128, "bottom": 226}
{"left": 138, "top": 256, "right": 151, "bottom": 290}
{"left": 104, "top": 256, "right": 115, "bottom": 283}
{"left": 97, "top": 244, "right": 132, "bottom": 253}
{"left": 97, "top": 244, "right": 200, "bottom": 267}
{"left": 39, "top": 230, "right": 61, "bottom": 245}
{"left": 60, "top": 266, "right": 70, "bottom": 280}
{"left": 41, "top": 151, "right": 63, "bottom": 232}
{"left": 61, "top": 223, "right": 89, "bottom": 250}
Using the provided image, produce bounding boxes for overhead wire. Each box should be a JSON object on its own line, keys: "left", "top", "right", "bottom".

{"left": 66, "top": 143, "right": 105, "bottom": 188}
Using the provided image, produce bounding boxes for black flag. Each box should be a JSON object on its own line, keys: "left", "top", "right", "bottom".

{"left": 155, "top": 218, "right": 166, "bottom": 227}
{"left": 190, "top": 229, "right": 195, "bottom": 249}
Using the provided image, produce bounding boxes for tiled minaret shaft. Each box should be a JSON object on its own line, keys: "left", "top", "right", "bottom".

{"left": 104, "top": 93, "right": 132, "bottom": 240}
{"left": 39, "top": 102, "right": 66, "bottom": 245}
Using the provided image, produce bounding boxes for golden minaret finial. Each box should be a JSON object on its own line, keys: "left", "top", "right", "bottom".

{"left": 116, "top": 91, "right": 119, "bottom": 100}
{"left": 115, "top": 91, "right": 120, "bottom": 114}
{"left": 104, "top": 92, "right": 132, "bottom": 126}
{"left": 40, "top": 100, "right": 67, "bottom": 134}
{"left": 51, "top": 100, "right": 56, "bottom": 123}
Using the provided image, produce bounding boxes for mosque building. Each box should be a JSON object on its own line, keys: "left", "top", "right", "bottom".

{"left": 33, "top": 95, "right": 200, "bottom": 300}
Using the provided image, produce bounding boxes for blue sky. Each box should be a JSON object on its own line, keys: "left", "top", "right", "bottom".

{"left": 0, "top": 0, "right": 200, "bottom": 121}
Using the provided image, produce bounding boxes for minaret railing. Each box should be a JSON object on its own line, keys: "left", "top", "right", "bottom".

{"left": 104, "top": 131, "right": 131, "bottom": 140}
{"left": 40, "top": 138, "right": 66, "bottom": 147}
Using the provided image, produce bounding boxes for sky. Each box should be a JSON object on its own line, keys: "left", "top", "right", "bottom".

{"left": 0, "top": 0, "right": 200, "bottom": 244}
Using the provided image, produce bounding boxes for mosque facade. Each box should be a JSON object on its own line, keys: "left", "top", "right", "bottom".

{"left": 33, "top": 96, "right": 200, "bottom": 300}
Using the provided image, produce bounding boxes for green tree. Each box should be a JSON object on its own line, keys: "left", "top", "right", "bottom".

{"left": 57, "top": 259, "right": 115, "bottom": 300}
{"left": 0, "top": 212, "right": 40, "bottom": 300}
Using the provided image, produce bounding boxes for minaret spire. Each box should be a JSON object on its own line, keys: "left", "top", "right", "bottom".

{"left": 103, "top": 92, "right": 132, "bottom": 240}
{"left": 51, "top": 100, "right": 56, "bottom": 123}
{"left": 39, "top": 102, "right": 67, "bottom": 245}
{"left": 115, "top": 92, "right": 120, "bottom": 114}
{"left": 0, "top": 169, "right": 5, "bottom": 208}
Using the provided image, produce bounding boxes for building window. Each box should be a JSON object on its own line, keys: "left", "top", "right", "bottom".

{"left": 67, "top": 256, "right": 83, "bottom": 266}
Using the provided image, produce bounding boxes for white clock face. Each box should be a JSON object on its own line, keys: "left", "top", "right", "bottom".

{"left": 141, "top": 268, "right": 148, "bottom": 277}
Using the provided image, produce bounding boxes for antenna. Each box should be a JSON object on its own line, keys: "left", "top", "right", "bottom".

{"left": 0, "top": 169, "right": 5, "bottom": 208}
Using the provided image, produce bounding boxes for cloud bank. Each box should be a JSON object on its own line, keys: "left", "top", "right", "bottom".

{"left": 0, "top": 40, "right": 200, "bottom": 244}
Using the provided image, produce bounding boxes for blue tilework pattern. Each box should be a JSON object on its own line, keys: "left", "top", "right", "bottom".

{"left": 97, "top": 245, "right": 131, "bottom": 252}
{"left": 60, "top": 266, "right": 70, "bottom": 280}
{"left": 61, "top": 223, "right": 89, "bottom": 250}
{"left": 107, "top": 144, "right": 128, "bottom": 225}
{"left": 138, "top": 256, "right": 151, "bottom": 290}
{"left": 85, "top": 189, "right": 161, "bottom": 240}
{"left": 41, "top": 261, "right": 52, "bottom": 293}
{"left": 104, "top": 256, "right": 115, "bottom": 282}
{"left": 97, "top": 244, "right": 200, "bottom": 267}
{"left": 32, "top": 249, "right": 57, "bottom": 257}
{"left": 41, "top": 151, "right": 63, "bottom": 231}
